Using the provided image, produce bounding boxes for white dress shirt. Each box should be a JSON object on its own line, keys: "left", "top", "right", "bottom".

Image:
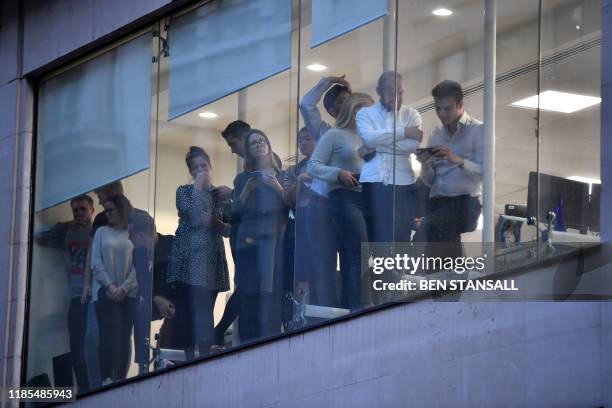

{"left": 420, "top": 112, "right": 483, "bottom": 198}
{"left": 356, "top": 101, "right": 422, "bottom": 185}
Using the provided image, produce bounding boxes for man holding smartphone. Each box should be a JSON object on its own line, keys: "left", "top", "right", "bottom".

{"left": 415, "top": 80, "right": 483, "bottom": 257}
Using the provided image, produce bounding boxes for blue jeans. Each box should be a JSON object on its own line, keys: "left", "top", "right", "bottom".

{"left": 304, "top": 195, "right": 341, "bottom": 307}
{"left": 328, "top": 189, "right": 368, "bottom": 311}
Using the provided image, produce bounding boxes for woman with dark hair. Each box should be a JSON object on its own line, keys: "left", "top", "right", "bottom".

{"left": 167, "top": 146, "right": 230, "bottom": 358}
{"left": 307, "top": 93, "right": 374, "bottom": 311}
{"left": 91, "top": 193, "right": 137, "bottom": 383}
{"left": 233, "top": 129, "right": 288, "bottom": 342}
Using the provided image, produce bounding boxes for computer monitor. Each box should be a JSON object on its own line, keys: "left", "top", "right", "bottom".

{"left": 527, "top": 172, "right": 590, "bottom": 233}
{"left": 589, "top": 183, "right": 601, "bottom": 232}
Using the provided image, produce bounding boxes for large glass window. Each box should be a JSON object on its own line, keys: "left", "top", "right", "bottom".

{"left": 25, "top": 0, "right": 604, "bottom": 396}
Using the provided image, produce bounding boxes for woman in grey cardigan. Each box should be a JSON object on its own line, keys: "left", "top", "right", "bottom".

{"left": 91, "top": 193, "right": 137, "bottom": 383}
{"left": 307, "top": 93, "right": 374, "bottom": 311}
{"left": 167, "top": 146, "right": 230, "bottom": 357}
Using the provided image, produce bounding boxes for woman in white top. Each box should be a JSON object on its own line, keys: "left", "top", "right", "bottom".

{"left": 91, "top": 193, "right": 137, "bottom": 383}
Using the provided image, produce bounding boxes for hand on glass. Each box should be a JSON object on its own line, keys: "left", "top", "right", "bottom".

{"left": 337, "top": 170, "right": 359, "bottom": 188}
{"left": 432, "top": 145, "right": 462, "bottom": 165}
{"left": 328, "top": 74, "right": 352, "bottom": 93}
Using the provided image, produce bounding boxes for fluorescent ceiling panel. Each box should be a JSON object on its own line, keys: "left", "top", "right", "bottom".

{"left": 510, "top": 90, "right": 601, "bottom": 114}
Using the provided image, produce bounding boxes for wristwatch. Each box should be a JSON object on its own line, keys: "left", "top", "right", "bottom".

{"left": 457, "top": 159, "right": 465, "bottom": 169}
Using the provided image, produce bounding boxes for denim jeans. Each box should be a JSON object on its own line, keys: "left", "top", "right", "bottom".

{"left": 304, "top": 194, "right": 341, "bottom": 307}
{"left": 328, "top": 189, "right": 369, "bottom": 311}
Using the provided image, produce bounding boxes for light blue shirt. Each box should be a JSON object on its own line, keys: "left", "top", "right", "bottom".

{"left": 420, "top": 112, "right": 483, "bottom": 198}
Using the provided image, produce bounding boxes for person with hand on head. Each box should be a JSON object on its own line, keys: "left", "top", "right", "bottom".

{"left": 34, "top": 194, "right": 95, "bottom": 392}
{"left": 167, "top": 147, "right": 231, "bottom": 358}
{"left": 91, "top": 194, "right": 137, "bottom": 384}
{"left": 233, "top": 129, "right": 288, "bottom": 341}
{"left": 297, "top": 75, "right": 353, "bottom": 308}
{"left": 414, "top": 80, "right": 483, "bottom": 258}
{"left": 356, "top": 71, "right": 424, "bottom": 245}
{"left": 307, "top": 93, "right": 374, "bottom": 311}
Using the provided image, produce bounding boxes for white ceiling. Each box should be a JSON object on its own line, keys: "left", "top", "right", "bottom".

{"left": 155, "top": 0, "right": 601, "bottom": 207}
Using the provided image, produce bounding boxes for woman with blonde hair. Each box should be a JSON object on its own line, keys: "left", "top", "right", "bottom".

{"left": 307, "top": 92, "right": 374, "bottom": 311}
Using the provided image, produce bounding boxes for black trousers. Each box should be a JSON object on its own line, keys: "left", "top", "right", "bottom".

{"left": 95, "top": 289, "right": 135, "bottom": 381}
{"left": 171, "top": 282, "right": 218, "bottom": 358}
{"left": 67, "top": 297, "right": 88, "bottom": 391}
{"left": 414, "top": 194, "right": 482, "bottom": 259}
{"left": 362, "top": 182, "right": 419, "bottom": 243}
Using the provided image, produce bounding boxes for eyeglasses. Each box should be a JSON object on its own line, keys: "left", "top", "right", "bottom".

{"left": 104, "top": 208, "right": 115, "bottom": 215}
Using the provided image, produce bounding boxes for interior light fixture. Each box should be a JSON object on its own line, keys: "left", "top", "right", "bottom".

{"left": 567, "top": 176, "right": 601, "bottom": 195}
{"left": 307, "top": 63, "right": 327, "bottom": 72}
{"left": 198, "top": 111, "right": 218, "bottom": 119}
{"left": 510, "top": 90, "right": 601, "bottom": 114}
{"left": 432, "top": 8, "right": 453, "bottom": 16}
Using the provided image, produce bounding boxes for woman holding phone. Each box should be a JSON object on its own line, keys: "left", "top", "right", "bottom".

{"left": 233, "top": 129, "right": 288, "bottom": 342}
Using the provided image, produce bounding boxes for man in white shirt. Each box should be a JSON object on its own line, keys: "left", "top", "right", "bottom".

{"left": 415, "top": 80, "right": 483, "bottom": 257}
{"left": 356, "top": 71, "right": 423, "bottom": 243}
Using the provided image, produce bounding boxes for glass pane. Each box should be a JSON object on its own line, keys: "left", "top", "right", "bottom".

{"left": 494, "top": 1, "right": 540, "bottom": 269}
{"left": 36, "top": 33, "right": 152, "bottom": 211}
{"left": 155, "top": 0, "right": 296, "bottom": 362}
{"left": 27, "top": 32, "right": 156, "bottom": 394}
{"left": 394, "top": 0, "right": 486, "bottom": 284}
{"left": 292, "top": 0, "right": 397, "bottom": 322}
{"left": 167, "top": 0, "right": 291, "bottom": 119}
{"left": 538, "top": 0, "right": 601, "bottom": 252}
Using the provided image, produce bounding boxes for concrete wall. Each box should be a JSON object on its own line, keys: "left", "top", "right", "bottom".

{"left": 73, "top": 301, "right": 612, "bottom": 407}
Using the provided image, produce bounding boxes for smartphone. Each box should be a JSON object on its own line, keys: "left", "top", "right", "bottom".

{"left": 416, "top": 147, "right": 435, "bottom": 155}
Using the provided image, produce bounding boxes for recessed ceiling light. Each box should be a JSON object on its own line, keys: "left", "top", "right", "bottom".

{"left": 307, "top": 63, "right": 327, "bottom": 72}
{"left": 510, "top": 90, "right": 601, "bottom": 114}
{"left": 198, "top": 111, "right": 218, "bottom": 119}
{"left": 433, "top": 8, "right": 453, "bottom": 16}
